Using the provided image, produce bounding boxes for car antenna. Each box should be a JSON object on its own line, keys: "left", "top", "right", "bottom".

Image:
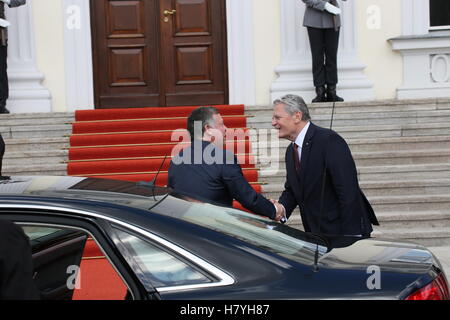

{"left": 313, "top": 100, "right": 337, "bottom": 273}
{"left": 138, "top": 154, "right": 168, "bottom": 201}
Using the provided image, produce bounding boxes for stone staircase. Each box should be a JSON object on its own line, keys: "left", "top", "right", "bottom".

{"left": 247, "top": 98, "right": 450, "bottom": 247}
{"left": 1, "top": 98, "right": 450, "bottom": 247}
{"left": 0, "top": 112, "right": 73, "bottom": 176}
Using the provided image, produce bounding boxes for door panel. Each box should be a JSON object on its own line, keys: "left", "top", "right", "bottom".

{"left": 160, "top": 0, "right": 228, "bottom": 106}
{"left": 91, "top": 0, "right": 161, "bottom": 108}
{"left": 91, "top": 0, "right": 228, "bottom": 108}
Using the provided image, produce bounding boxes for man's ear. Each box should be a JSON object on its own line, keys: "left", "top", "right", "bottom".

{"left": 294, "top": 111, "right": 303, "bottom": 123}
{"left": 203, "top": 124, "right": 212, "bottom": 138}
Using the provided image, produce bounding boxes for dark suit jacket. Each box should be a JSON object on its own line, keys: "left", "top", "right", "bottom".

{"left": 168, "top": 140, "right": 276, "bottom": 219}
{"left": 0, "top": 219, "right": 40, "bottom": 300}
{"left": 279, "top": 122, "right": 379, "bottom": 235}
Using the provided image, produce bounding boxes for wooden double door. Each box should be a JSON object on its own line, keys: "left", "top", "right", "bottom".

{"left": 91, "top": 0, "right": 229, "bottom": 108}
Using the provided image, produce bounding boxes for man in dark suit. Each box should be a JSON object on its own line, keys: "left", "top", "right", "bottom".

{"left": 302, "top": 0, "right": 346, "bottom": 103}
{"left": 272, "top": 94, "right": 379, "bottom": 236}
{"left": 168, "top": 106, "right": 284, "bottom": 220}
{"left": 0, "top": 219, "right": 40, "bottom": 299}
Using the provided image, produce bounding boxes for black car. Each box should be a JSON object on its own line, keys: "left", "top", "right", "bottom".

{"left": 0, "top": 176, "right": 448, "bottom": 300}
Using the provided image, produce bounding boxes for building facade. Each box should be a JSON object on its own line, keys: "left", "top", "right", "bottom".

{"left": 5, "top": 0, "right": 450, "bottom": 113}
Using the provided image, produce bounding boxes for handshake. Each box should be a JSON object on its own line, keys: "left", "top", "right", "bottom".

{"left": 270, "top": 199, "right": 287, "bottom": 223}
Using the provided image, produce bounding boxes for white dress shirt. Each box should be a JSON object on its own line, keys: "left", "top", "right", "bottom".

{"left": 293, "top": 121, "right": 311, "bottom": 163}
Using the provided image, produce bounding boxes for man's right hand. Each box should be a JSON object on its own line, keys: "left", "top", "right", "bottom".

{"left": 270, "top": 199, "right": 286, "bottom": 222}
{"left": 324, "top": 2, "right": 341, "bottom": 15}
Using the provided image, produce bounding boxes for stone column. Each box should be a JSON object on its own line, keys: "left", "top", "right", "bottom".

{"left": 6, "top": 1, "right": 51, "bottom": 113}
{"left": 63, "top": 0, "right": 95, "bottom": 111}
{"left": 271, "top": 0, "right": 374, "bottom": 103}
{"left": 226, "top": 0, "right": 256, "bottom": 105}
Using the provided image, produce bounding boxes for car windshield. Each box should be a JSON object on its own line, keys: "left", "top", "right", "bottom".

{"left": 150, "top": 195, "right": 328, "bottom": 265}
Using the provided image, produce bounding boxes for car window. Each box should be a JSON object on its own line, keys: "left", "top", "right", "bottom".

{"left": 113, "top": 227, "right": 212, "bottom": 289}
{"left": 20, "top": 224, "right": 130, "bottom": 300}
{"left": 22, "top": 226, "right": 62, "bottom": 241}
{"left": 151, "top": 195, "right": 328, "bottom": 264}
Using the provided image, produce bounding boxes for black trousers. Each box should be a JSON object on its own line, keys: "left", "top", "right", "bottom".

{"left": 0, "top": 44, "right": 7, "bottom": 108}
{"left": 307, "top": 27, "right": 340, "bottom": 88}
{"left": 0, "top": 133, "right": 4, "bottom": 176}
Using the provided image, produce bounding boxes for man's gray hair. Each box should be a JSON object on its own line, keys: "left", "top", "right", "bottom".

{"left": 273, "top": 94, "right": 311, "bottom": 121}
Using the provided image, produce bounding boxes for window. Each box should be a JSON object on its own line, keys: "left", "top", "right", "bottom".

{"left": 21, "top": 224, "right": 130, "bottom": 300}
{"left": 113, "top": 227, "right": 212, "bottom": 289}
{"left": 430, "top": 0, "right": 450, "bottom": 29}
{"left": 151, "top": 196, "right": 328, "bottom": 265}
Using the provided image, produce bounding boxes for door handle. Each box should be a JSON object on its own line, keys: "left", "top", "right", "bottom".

{"left": 163, "top": 9, "right": 176, "bottom": 22}
{"left": 163, "top": 9, "right": 177, "bottom": 16}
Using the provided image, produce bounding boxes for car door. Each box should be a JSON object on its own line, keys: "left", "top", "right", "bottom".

{"left": 0, "top": 211, "right": 155, "bottom": 300}
{"left": 25, "top": 227, "right": 87, "bottom": 300}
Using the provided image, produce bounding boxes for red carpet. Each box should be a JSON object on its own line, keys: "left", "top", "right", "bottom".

{"left": 68, "top": 105, "right": 263, "bottom": 212}
{"left": 72, "top": 238, "right": 127, "bottom": 300}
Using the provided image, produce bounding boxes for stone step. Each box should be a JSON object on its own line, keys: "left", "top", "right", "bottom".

{"left": 262, "top": 186, "right": 450, "bottom": 213}
{"left": 248, "top": 109, "right": 450, "bottom": 128}
{"left": 249, "top": 122, "right": 450, "bottom": 139}
{"left": 3, "top": 137, "right": 70, "bottom": 152}
{"left": 369, "top": 194, "right": 450, "bottom": 212}
{"left": 2, "top": 163, "right": 67, "bottom": 176}
{"left": 276, "top": 209, "right": 450, "bottom": 247}
{"left": 278, "top": 211, "right": 450, "bottom": 247}
{"left": 0, "top": 116, "right": 74, "bottom": 127}
{"left": 0, "top": 112, "right": 73, "bottom": 122}
{"left": 3, "top": 150, "right": 68, "bottom": 165}
{"left": 346, "top": 135, "right": 450, "bottom": 153}
{"left": 256, "top": 148, "right": 450, "bottom": 170}
{"left": 0, "top": 124, "right": 72, "bottom": 139}
{"left": 373, "top": 228, "right": 450, "bottom": 247}
{"left": 259, "top": 163, "right": 450, "bottom": 183}
{"left": 246, "top": 98, "right": 450, "bottom": 115}
{"left": 361, "top": 179, "right": 450, "bottom": 197}
{"left": 251, "top": 135, "right": 450, "bottom": 154}
{"left": 356, "top": 163, "right": 450, "bottom": 181}
{"left": 374, "top": 210, "right": 450, "bottom": 229}
{"left": 262, "top": 179, "right": 450, "bottom": 198}
{"left": 355, "top": 149, "right": 450, "bottom": 167}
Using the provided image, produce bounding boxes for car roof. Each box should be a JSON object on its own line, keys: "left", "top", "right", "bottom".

{"left": 0, "top": 176, "right": 168, "bottom": 211}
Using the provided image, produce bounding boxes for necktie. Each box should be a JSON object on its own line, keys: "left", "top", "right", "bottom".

{"left": 330, "top": 0, "right": 339, "bottom": 31}
{"left": 293, "top": 143, "right": 301, "bottom": 174}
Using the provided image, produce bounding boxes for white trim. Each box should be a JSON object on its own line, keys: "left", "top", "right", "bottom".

{"left": 62, "top": 0, "right": 95, "bottom": 111}
{"left": 430, "top": 26, "right": 450, "bottom": 31}
{"left": 67, "top": 0, "right": 249, "bottom": 109}
{"left": 225, "top": 0, "right": 256, "bottom": 105}
{"left": 402, "top": 0, "right": 429, "bottom": 36}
